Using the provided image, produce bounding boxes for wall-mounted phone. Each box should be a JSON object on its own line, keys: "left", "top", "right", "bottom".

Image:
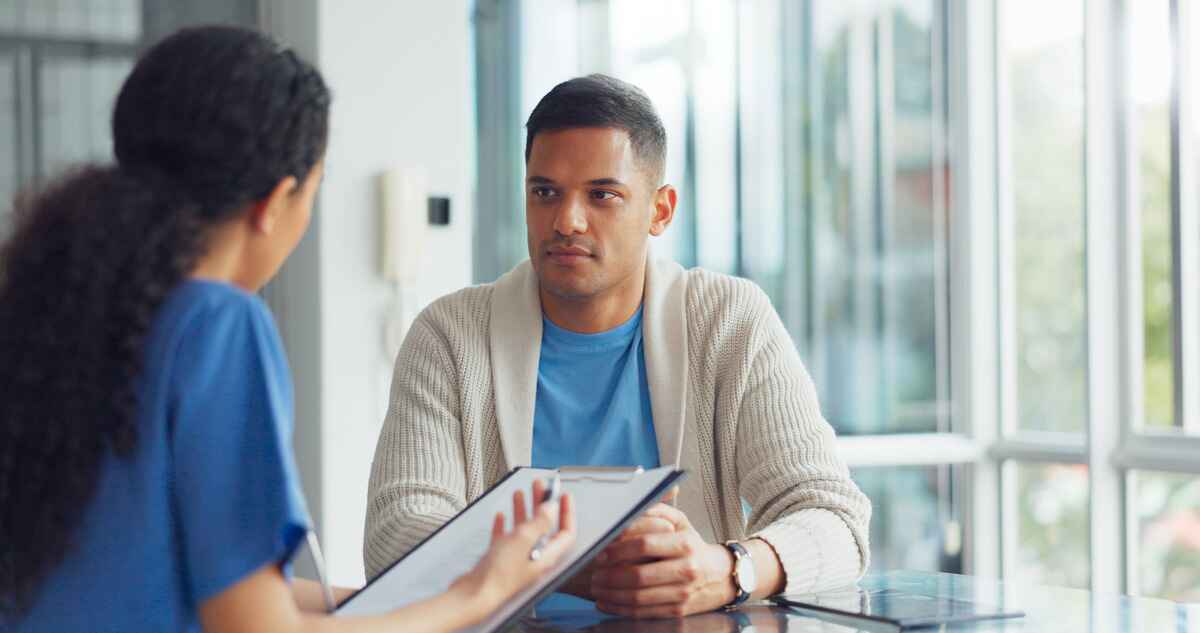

{"left": 379, "top": 167, "right": 429, "bottom": 362}
{"left": 380, "top": 167, "right": 428, "bottom": 284}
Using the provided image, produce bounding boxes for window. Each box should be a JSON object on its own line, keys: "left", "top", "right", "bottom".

{"left": 993, "top": 0, "right": 1200, "bottom": 602}
{"left": 1007, "top": 462, "right": 1090, "bottom": 589}
{"left": 1000, "top": 0, "right": 1087, "bottom": 436}
{"left": 476, "top": 0, "right": 1200, "bottom": 601}
{"left": 1132, "top": 0, "right": 1175, "bottom": 432}
{"left": 0, "top": 1, "right": 143, "bottom": 232}
{"left": 854, "top": 465, "right": 963, "bottom": 574}
{"left": 0, "top": 0, "right": 261, "bottom": 222}
{"left": 1133, "top": 470, "right": 1200, "bottom": 601}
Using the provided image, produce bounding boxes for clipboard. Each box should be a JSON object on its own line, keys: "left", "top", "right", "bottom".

{"left": 336, "top": 465, "right": 686, "bottom": 632}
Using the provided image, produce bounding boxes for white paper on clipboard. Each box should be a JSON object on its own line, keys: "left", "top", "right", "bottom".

{"left": 335, "top": 465, "right": 685, "bottom": 632}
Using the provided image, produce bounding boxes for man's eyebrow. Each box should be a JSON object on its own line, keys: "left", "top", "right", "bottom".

{"left": 586, "top": 177, "right": 627, "bottom": 187}
{"left": 526, "top": 176, "right": 628, "bottom": 187}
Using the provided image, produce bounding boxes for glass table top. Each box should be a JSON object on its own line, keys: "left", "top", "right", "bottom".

{"left": 510, "top": 571, "right": 1200, "bottom": 632}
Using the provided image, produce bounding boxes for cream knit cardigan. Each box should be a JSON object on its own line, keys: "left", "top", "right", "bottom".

{"left": 364, "top": 258, "right": 871, "bottom": 594}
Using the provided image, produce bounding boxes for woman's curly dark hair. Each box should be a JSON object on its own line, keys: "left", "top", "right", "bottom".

{"left": 0, "top": 25, "right": 329, "bottom": 617}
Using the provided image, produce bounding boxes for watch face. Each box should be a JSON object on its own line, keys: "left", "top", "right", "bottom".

{"left": 736, "top": 555, "right": 758, "bottom": 594}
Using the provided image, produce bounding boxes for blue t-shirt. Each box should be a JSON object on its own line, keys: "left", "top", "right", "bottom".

{"left": 532, "top": 305, "right": 659, "bottom": 614}
{"left": 17, "top": 280, "right": 310, "bottom": 633}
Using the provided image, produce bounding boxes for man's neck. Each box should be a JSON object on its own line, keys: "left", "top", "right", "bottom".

{"left": 540, "top": 265, "right": 646, "bottom": 334}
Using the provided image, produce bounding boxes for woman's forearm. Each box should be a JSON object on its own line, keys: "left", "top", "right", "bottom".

{"left": 299, "top": 584, "right": 485, "bottom": 633}
{"left": 290, "top": 578, "right": 357, "bottom": 613}
{"left": 203, "top": 565, "right": 489, "bottom": 633}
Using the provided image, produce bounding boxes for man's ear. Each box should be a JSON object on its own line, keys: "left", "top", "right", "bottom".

{"left": 249, "top": 175, "right": 299, "bottom": 235}
{"left": 649, "top": 184, "right": 677, "bottom": 237}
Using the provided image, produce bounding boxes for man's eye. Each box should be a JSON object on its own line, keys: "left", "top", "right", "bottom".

{"left": 591, "top": 190, "right": 618, "bottom": 201}
{"left": 533, "top": 187, "right": 556, "bottom": 198}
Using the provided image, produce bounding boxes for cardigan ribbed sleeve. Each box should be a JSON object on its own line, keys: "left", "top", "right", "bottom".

{"left": 736, "top": 290, "right": 871, "bottom": 593}
{"left": 363, "top": 311, "right": 469, "bottom": 581}
{"left": 685, "top": 271, "right": 870, "bottom": 594}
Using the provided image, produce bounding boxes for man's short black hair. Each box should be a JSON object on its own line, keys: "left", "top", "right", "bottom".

{"left": 524, "top": 74, "right": 667, "bottom": 184}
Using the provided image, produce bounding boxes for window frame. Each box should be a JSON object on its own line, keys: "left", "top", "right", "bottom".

{"left": 989, "top": 0, "right": 1200, "bottom": 598}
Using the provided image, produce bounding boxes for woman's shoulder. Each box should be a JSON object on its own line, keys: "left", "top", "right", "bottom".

{"left": 149, "top": 279, "right": 285, "bottom": 378}
{"left": 169, "top": 278, "right": 269, "bottom": 314}
{"left": 158, "top": 279, "right": 275, "bottom": 336}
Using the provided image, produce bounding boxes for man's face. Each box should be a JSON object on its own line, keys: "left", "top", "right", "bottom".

{"left": 525, "top": 127, "right": 663, "bottom": 301}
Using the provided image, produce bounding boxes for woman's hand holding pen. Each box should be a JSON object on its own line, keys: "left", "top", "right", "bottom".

{"left": 449, "top": 479, "right": 576, "bottom": 623}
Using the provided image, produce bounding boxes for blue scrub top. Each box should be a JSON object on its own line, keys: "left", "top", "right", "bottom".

{"left": 15, "top": 280, "right": 310, "bottom": 633}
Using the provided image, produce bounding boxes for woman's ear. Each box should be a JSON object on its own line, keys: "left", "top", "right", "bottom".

{"left": 249, "top": 176, "right": 299, "bottom": 235}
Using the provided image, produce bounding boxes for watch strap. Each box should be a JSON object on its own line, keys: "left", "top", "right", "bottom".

{"left": 724, "top": 541, "right": 752, "bottom": 608}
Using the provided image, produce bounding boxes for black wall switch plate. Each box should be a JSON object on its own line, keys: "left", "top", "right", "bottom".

{"left": 428, "top": 196, "right": 451, "bottom": 225}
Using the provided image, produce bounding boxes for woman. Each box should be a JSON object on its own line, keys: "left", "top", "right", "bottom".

{"left": 0, "top": 25, "right": 574, "bottom": 633}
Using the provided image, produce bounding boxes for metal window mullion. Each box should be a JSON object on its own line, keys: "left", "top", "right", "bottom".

{"left": 13, "top": 46, "right": 33, "bottom": 187}
{"left": 681, "top": 0, "right": 700, "bottom": 270}
{"left": 803, "top": 1, "right": 828, "bottom": 385}
{"left": 994, "top": 0, "right": 1018, "bottom": 441}
{"left": 1170, "top": 0, "right": 1200, "bottom": 433}
{"left": 779, "top": 0, "right": 810, "bottom": 355}
{"left": 849, "top": 11, "right": 881, "bottom": 432}
{"left": 1123, "top": 469, "right": 1142, "bottom": 597}
{"left": 1084, "top": 0, "right": 1128, "bottom": 598}
{"left": 993, "top": 0, "right": 1019, "bottom": 584}
{"left": 999, "top": 460, "right": 1019, "bottom": 581}
{"left": 0, "top": 33, "right": 138, "bottom": 56}
{"left": 836, "top": 433, "right": 982, "bottom": 468}
{"left": 989, "top": 435, "right": 1088, "bottom": 464}
{"left": 732, "top": 0, "right": 745, "bottom": 278}
{"left": 949, "top": 0, "right": 1001, "bottom": 582}
{"left": 931, "top": 0, "right": 952, "bottom": 437}
{"left": 472, "top": 0, "right": 525, "bottom": 283}
{"left": 27, "top": 44, "right": 41, "bottom": 184}
{"left": 875, "top": 8, "right": 897, "bottom": 435}
{"left": 1114, "top": 433, "right": 1200, "bottom": 473}
{"left": 1114, "top": 0, "right": 1145, "bottom": 596}
{"left": 928, "top": 0, "right": 959, "bottom": 566}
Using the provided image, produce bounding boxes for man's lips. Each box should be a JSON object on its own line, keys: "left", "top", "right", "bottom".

{"left": 546, "top": 245, "right": 593, "bottom": 265}
{"left": 547, "top": 246, "right": 592, "bottom": 257}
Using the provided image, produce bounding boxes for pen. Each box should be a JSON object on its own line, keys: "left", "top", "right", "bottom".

{"left": 528, "top": 473, "right": 561, "bottom": 561}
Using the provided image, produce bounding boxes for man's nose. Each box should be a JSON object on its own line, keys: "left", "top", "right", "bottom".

{"left": 552, "top": 195, "right": 588, "bottom": 236}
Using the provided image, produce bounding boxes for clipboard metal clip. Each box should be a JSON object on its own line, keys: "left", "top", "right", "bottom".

{"left": 556, "top": 465, "right": 645, "bottom": 483}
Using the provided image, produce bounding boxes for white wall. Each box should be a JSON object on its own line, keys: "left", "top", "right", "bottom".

{"left": 269, "top": 0, "right": 475, "bottom": 586}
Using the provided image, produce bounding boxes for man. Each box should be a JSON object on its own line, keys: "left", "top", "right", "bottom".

{"left": 365, "top": 74, "right": 870, "bottom": 618}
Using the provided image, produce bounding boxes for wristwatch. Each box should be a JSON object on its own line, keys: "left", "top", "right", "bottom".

{"left": 724, "top": 541, "right": 757, "bottom": 609}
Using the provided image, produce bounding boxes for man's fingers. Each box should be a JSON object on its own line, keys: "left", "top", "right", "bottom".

{"left": 641, "top": 504, "right": 691, "bottom": 532}
{"left": 660, "top": 487, "right": 679, "bottom": 504}
{"left": 616, "top": 516, "right": 676, "bottom": 541}
{"left": 595, "top": 600, "right": 691, "bottom": 620}
{"left": 592, "top": 558, "right": 701, "bottom": 590}
{"left": 592, "top": 584, "right": 690, "bottom": 608}
{"left": 601, "top": 533, "right": 692, "bottom": 566}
